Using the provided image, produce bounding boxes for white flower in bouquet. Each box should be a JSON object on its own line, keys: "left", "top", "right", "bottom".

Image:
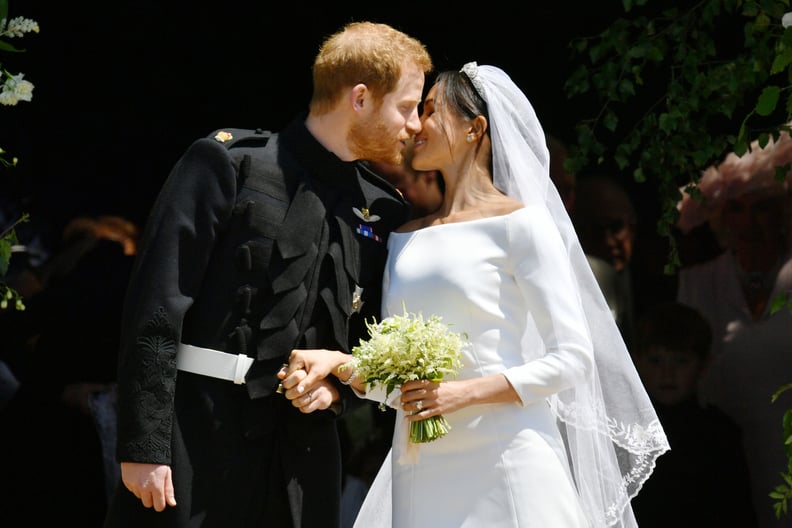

{"left": 350, "top": 305, "right": 468, "bottom": 443}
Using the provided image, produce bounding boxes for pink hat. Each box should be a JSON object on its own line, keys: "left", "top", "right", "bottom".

{"left": 676, "top": 129, "right": 792, "bottom": 233}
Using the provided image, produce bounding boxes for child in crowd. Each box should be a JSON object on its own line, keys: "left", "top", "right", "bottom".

{"left": 630, "top": 301, "right": 758, "bottom": 528}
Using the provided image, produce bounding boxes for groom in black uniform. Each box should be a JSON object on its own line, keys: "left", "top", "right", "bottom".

{"left": 104, "top": 21, "right": 432, "bottom": 528}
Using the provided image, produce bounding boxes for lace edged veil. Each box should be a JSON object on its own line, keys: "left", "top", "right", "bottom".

{"left": 462, "top": 62, "right": 669, "bottom": 527}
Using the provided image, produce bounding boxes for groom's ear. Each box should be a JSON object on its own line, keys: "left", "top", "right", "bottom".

{"left": 349, "top": 83, "right": 369, "bottom": 112}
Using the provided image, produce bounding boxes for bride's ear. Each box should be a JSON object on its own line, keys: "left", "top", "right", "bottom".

{"left": 467, "top": 115, "right": 488, "bottom": 142}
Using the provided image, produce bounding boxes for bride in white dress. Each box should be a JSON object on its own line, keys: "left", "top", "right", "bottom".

{"left": 282, "top": 63, "right": 669, "bottom": 528}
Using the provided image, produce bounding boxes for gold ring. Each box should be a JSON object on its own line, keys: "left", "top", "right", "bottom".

{"left": 275, "top": 363, "right": 289, "bottom": 394}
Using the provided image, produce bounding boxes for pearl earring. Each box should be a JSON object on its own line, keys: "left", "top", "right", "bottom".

{"left": 466, "top": 134, "right": 474, "bottom": 143}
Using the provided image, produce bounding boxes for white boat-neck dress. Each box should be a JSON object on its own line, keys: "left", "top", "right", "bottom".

{"left": 354, "top": 206, "right": 593, "bottom": 528}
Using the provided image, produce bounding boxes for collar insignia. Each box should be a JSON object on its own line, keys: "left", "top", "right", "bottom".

{"left": 353, "top": 206, "right": 380, "bottom": 222}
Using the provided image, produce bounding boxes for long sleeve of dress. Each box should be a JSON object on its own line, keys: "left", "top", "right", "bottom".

{"left": 502, "top": 205, "right": 594, "bottom": 404}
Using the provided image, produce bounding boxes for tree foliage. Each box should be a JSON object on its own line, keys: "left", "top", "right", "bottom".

{"left": 565, "top": 0, "right": 792, "bottom": 273}
{"left": 0, "top": 0, "right": 36, "bottom": 312}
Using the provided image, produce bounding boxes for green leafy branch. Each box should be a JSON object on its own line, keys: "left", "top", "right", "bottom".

{"left": 564, "top": 0, "right": 792, "bottom": 274}
{"left": 0, "top": 0, "right": 38, "bottom": 312}
{"left": 0, "top": 212, "right": 28, "bottom": 311}
{"left": 770, "top": 382, "right": 792, "bottom": 518}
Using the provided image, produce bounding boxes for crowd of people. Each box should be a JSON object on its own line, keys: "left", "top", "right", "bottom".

{"left": 1, "top": 17, "right": 791, "bottom": 528}
{"left": 675, "top": 131, "right": 792, "bottom": 528}
{"left": 0, "top": 214, "right": 139, "bottom": 525}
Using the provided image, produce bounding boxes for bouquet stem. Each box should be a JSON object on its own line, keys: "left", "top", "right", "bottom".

{"left": 409, "top": 414, "right": 452, "bottom": 443}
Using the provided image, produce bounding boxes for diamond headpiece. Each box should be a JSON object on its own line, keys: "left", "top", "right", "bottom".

{"left": 460, "top": 61, "right": 485, "bottom": 100}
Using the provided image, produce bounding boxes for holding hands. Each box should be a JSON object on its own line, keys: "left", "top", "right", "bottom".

{"left": 279, "top": 348, "right": 483, "bottom": 419}
{"left": 278, "top": 349, "right": 352, "bottom": 412}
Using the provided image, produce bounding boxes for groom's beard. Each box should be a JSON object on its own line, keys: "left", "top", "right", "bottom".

{"left": 349, "top": 113, "right": 403, "bottom": 166}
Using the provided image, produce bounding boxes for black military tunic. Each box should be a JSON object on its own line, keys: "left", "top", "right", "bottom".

{"left": 105, "top": 115, "right": 409, "bottom": 528}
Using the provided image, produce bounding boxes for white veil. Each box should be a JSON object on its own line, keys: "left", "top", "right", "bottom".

{"left": 464, "top": 62, "right": 669, "bottom": 527}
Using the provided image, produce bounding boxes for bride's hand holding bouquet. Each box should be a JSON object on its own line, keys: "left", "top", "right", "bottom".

{"left": 346, "top": 307, "right": 468, "bottom": 444}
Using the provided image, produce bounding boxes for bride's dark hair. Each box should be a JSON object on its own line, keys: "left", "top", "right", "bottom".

{"left": 434, "top": 69, "right": 489, "bottom": 123}
{"left": 429, "top": 70, "right": 491, "bottom": 169}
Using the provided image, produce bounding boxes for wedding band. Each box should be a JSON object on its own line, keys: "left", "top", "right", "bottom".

{"left": 276, "top": 363, "right": 289, "bottom": 394}
{"left": 308, "top": 391, "right": 313, "bottom": 401}
{"left": 416, "top": 400, "right": 423, "bottom": 412}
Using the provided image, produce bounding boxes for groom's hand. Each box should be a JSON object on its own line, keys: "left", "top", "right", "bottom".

{"left": 279, "top": 366, "right": 340, "bottom": 413}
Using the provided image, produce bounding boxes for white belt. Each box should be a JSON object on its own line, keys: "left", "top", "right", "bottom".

{"left": 176, "top": 343, "right": 254, "bottom": 385}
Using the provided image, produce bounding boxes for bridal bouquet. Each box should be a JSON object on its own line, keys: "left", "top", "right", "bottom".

{"left": 349, "top": 306, "right": 467, "bottom": 443}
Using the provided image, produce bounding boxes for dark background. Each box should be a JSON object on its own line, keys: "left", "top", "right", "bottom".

{"left": 3, "top": 1, "right": 627, "bottom": 247}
